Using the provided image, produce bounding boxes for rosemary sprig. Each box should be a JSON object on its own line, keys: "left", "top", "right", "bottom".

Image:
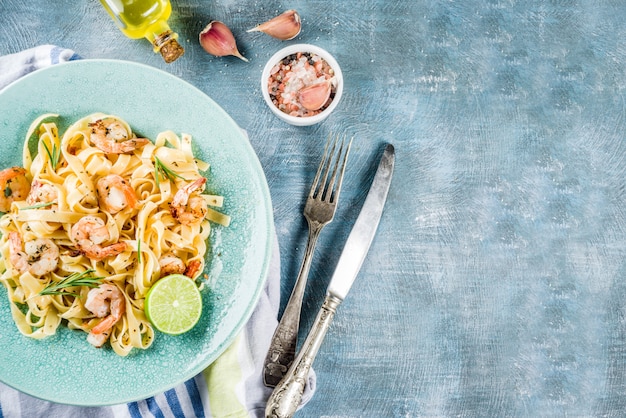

{"left": 38, "top": 269, "right": 103, "bottom": 297}
{"left": 20, "top": 202, "right": 55, "bottom": 210}
{"left": 42, "top": 140, "right": 61, "bottom": 170}
{"left": 154, "top": 156, "right": 187, "bottom": 187}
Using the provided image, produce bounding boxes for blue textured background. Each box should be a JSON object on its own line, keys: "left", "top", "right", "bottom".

{"left": 3, "top": 0, "right": 626, "bottom": 416}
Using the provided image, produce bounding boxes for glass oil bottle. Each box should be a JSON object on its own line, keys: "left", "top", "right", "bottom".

{"left": 99, "top": 0, "right": 184, "bottom": 63}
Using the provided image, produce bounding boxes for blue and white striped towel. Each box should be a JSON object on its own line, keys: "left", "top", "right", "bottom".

{"left": 0, "top": 45, "right": 315, "bottom": 418}
{"left": 0, "top": 45, "right": 80, "bottom": 90}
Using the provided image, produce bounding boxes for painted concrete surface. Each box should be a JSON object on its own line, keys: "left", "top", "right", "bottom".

{"left": 2, "top": 1, "right": 626, "bottom": 416}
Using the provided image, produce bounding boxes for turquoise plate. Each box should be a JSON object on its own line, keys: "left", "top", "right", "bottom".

{"left": 0, "top": 60, "right": 273, "bottom": 406}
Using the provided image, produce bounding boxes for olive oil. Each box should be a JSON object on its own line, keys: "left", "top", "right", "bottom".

{"left": 100, "top": 0, "right": 184, "bottom": 63}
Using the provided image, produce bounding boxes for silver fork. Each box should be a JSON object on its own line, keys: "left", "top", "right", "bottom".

{"left": 263, "top": 133, "right": 352, "bottom": 387}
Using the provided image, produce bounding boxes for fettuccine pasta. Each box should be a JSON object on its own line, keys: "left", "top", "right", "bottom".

{"left": 0, "top": 113, "right": 229, "bottom": 356}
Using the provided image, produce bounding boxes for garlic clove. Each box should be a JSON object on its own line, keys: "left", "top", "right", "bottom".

{"left": 299, "top": 79, "right": 333, "bottom": 111}
{"left": 247, "top": 10, "right": 301, "bottom": 40}
{"left": 199, "top": 20, "right": 248, "bottom": 62}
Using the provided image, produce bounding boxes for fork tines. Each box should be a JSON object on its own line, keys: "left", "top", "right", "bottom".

{"left": 311, "top": 133, "right": 353, "bottom": 203}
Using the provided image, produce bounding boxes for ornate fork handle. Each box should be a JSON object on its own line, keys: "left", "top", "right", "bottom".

{"left": 265, "top": 294, "right": 342, "bottom": 418}
{"left": 263, "top": 222, "right": 323, "bottom": 387}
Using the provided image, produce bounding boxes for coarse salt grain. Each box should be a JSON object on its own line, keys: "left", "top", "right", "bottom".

{"left": 267, "top": 52, "right": 336, "bottom": 117}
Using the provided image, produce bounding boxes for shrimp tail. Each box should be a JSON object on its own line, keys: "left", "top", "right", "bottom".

{"left": 172, "top": 177, "right": 206, "bottom": 207}
{"left": 83, "top": 242, "right": 127, "bottom": 261}
{"left": 187, "top": 177, "right": 206, "bottom": 193}
{"left": 87, "top": 330, "right": 110, "bottom": 348}
{"left": 123, "top": 183, "right": 139, "bottom": 209}
{"left": 91, "top": 314, "right": 118, "bottom": 334}
{"left": 185, "top": 259, "right": 202, "bottom": 279}
{"left": 117, "top": 138, "right": 150, "bottom": 154}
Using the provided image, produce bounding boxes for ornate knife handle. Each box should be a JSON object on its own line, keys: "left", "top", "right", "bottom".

{"left": 265, "top": 294, "right": 342, "bottom": 418}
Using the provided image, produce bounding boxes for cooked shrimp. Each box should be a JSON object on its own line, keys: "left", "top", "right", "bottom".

{"left": 84, "top": 283, "right": 125, "bottom": 348}
{"left": 96, "top": 174, "right": 138, "bottom": 214}
{"left": 88, "top": 119, "right": 149, "bottom": 154}
{"left": 159, "top": 253, "right": 186, "bottom": 276}
{"left": 170, "top": 177, "right": 208, "bottom": 225}
{"left": 26, "top": 180, "right": 58, "bottom": 206}
{"left": 159, "top": 253, "right": 203, "bottom": 278}
{"left": 71, "top": 216, "right": 127, "bottom": 261}
{"left": 0, "top": 167, "right": 30, "bottom": 212}
{"left": 9, "top": 231, "right": 59, "bottom": 276}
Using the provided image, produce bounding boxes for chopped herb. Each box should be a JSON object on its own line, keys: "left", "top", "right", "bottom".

{"left": 42, "top": 140, "right": 61, "bottom": 170}
{"left": 4, "top": 185, "right": 11, "bottom": 197}
{"left": 37, "top": 269, "right": 103, "bottom": 297}
{"left": 20, "top": 202, "right": 55, "bottom": 210}
{"left": 14, "top": 301, "right": 28, "bottom": 315}
{"left": 137, "top": 239, "right": 142, "bottom": 264}
{"left": 154, "top": 156, "right": 187, "bottom": 187}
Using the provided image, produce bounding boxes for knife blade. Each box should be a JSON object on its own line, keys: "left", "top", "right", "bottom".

{"left": 327, "top": 143, "right": 395, "bottom": 300}
{"left": 265, "top": 143, "right": 395, "bottom": 418}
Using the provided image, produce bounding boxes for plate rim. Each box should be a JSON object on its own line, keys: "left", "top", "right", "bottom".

{"left": 0, "top": 59, "right": 274, "bottom": 406}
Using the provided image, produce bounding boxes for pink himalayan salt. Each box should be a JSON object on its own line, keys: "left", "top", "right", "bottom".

{"left": 267, "top": 52, "right": 336, "bottom": 117}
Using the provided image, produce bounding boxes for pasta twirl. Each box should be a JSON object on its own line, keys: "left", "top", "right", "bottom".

{"left": 0, "top": 113, "right": 229, "bottom": 356}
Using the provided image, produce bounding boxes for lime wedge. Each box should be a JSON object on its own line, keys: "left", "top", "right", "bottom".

{"left": 144, "top": 274, "right": 203, "bottom": 335}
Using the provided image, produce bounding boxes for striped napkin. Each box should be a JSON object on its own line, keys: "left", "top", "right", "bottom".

{"left": 0, "top": 45, "right": 315, "bottom": 418}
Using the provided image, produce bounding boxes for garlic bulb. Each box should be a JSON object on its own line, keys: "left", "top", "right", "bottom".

{"left": 247, "top": 10, "right": 301, "bottom": 40}
{"left": 199, "top": 21, "right": 248, "bottom": 62}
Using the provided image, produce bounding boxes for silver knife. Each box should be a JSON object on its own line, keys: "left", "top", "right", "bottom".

{"left": 265, "top": 144, "right": 395, "bottom": 418}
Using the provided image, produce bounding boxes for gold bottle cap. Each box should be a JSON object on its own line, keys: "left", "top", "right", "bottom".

{"left": 153, "top": 30, "right": 185, "bottom": 63}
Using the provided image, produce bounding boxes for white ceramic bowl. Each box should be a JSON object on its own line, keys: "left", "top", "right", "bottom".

{"left": 261, "top": 44, "right": 343, "bottom": 126}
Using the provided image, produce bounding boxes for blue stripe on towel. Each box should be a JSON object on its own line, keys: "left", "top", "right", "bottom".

{"left": 50, "top": 46, "right": 63, "bottom": 65}
{"left": 0, "top": 400, "right": 4, "bottom": 418}
{"left": 128, "top": 401, "right": 143, "bottom": 418}
{"left": 164, "top": 388, "right": 184, "bottom": 417}
{"left": 146, "top": 397, "right": 165, "bottom": 418}
{"left": 185, "top": 378, "right": 205, "bottom": 418}
{"left": 49, "top": 46, "right": 81, "bottom": 64}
